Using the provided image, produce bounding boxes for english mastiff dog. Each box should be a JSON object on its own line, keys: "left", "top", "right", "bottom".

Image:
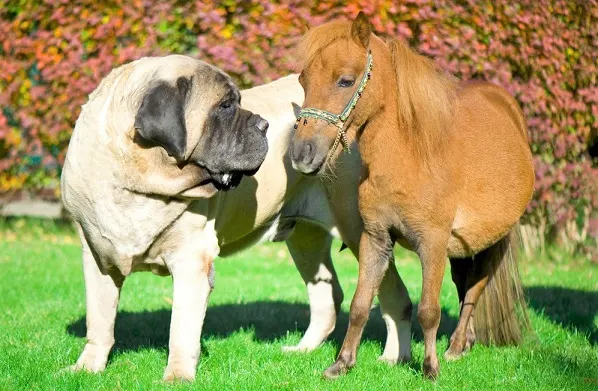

{"left": 61, "top": 55, "right": 411, "bottom": 381}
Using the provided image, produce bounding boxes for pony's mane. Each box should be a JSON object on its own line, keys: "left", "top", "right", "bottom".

{"left": 388, "top": 39, "right": 457, "bottom": 163}
{"left": 298, "top": 21, "right": 458, "bottom": 164}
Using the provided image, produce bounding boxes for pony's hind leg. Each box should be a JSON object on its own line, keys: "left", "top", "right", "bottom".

{"left": 283, "top": 222, "right": 344, "bottom": 352}
{"left": 417, "top": 238, "right": 449, "bottom": 380}
{"left": 323, "top": 229, "right": 392, "bottom": 379}
{"left": 445, "top": 256, "right": 487, "bottom": 360}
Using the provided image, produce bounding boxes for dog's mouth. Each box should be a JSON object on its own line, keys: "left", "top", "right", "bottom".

{"left": 204, "top": 171, "right": 243, "bottom": 191}
{"left": 198, "top": 167, "right": 260, "bottom": 192}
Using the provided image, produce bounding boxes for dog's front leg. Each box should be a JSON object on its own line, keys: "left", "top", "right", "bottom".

{"left": 71, "top": 229, "right": 124, "bottom": 372}
{"left": 163, "top": 252, "right": 215, "bottom": 381}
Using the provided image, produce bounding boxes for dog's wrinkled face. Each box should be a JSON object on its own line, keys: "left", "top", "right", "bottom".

{"left": 134, "top": 61, "right": 269, "bottom": 194}
{"left": 191, "top": 75, "right": 269, "bottom": 190}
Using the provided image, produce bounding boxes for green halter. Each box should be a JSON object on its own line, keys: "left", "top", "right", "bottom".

{"left": 296, "top": 50, "right": 373, "bottom": 156}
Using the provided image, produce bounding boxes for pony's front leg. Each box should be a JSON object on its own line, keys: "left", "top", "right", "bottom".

{"left": 282, "top": 222, "right": 343, "bottom": 352}
{"left": 323, "top": 229, "right": 392, "bottom": 379}
{"left": 417, "top": 237, "right": 448, "bottom": 379}
{"left": 71, "top": 228, "right": 124, "bottom": 373}
{"left": 163, "top": 251, "right": 215, "bottom": 381}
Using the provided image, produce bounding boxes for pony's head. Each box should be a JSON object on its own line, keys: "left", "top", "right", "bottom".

{"left": 290, "top": 12, "right": 458, "bottom": 174}
{"left": 290, "top": 12, "right": 375, "bottom": 175}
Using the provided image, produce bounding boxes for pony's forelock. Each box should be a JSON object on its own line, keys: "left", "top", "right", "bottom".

{"left": 296, "top": 21, "right": 352, "bottom": 71}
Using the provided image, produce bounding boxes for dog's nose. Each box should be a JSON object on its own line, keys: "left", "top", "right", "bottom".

{"left": 256, "top": 118, "right": 269, "bottom": 133}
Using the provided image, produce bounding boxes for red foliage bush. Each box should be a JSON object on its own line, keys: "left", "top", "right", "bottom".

{"left": 1, "top": 0, "right": 596, "bottom": 244}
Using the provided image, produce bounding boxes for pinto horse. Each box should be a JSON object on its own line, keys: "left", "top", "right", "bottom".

{"left": 289, "top": 12, "right": 534, "bottom": 379}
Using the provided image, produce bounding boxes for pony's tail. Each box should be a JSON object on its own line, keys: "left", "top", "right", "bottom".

{"left": 474, "top": 228, "right": 531, "bottom": 345}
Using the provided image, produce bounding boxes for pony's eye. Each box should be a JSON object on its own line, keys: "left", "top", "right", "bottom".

{"left": 338, "top": 76, "right": 355, "bottom": 88}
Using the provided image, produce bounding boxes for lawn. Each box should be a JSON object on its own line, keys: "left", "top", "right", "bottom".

{"left": 0, "top": 218, "right": 596, "bottom": 390}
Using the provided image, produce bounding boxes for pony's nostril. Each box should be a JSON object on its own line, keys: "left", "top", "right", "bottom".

{"left": 305, "top": 142, "right": 312, "bottom": 157}
{"left": 303, "top": 141, "right": 315, "bottom": 164}
{"left": 290, "top": 140, "right": 317, "bottom": 166}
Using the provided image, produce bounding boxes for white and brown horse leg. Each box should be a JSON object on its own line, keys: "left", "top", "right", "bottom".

{"left": 283, "top": 222, "right": 343, "bottom": 352}
{"left": 323, "top": 229, "right": 392, "bottom": 379}
{"left": 417, "top": 237, "right": 448, "bottom": 380}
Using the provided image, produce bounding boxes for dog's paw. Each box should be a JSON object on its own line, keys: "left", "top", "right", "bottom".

{"left": 377, "top": 352, "right": 411, "bottom": 366}
{"left": 163, "top": 364, "right": 196, "bottom": 382}
{"left": 67, "top": 345, "right": 110, "bottom": 373}
{"left": 281, "top": 344, "right": 315, "bottom": 353}
{"left": 377, "top": 355, "right": 398, "bottom": 366}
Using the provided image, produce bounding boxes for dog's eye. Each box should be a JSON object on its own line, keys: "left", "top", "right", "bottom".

{"left": 337, "top": 76, "right": 355, "bottom": 88}
{"left": 220, "top": 101, "right": 233, "bottom": 110}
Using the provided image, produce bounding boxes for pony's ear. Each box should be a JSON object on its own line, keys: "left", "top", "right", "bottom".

{"left": 292, "top": 102, "right": 301, "bottom": 119}
{"left": 351, "top": 11, "right": 371, "bottom": 48}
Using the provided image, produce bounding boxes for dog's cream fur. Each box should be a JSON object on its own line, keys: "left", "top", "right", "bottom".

{"left": 62, "top": 56, "right": 410, "bottom": 381}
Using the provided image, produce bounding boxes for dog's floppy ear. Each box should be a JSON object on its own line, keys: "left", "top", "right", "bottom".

{"left": 134, "top": 77, "right": 191, "bottom": 162}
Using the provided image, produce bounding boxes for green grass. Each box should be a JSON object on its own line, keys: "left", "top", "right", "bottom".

{"left": 1, "top": 218, "right": 597, "bottom": 390}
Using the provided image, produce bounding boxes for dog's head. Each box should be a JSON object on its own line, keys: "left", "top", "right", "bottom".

{"left": 133, "top": 56, "right": 269, "bottom": 194}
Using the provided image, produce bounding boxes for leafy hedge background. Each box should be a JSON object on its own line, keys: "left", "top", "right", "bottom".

{"left": 0, "top": 0, "right": 596, "bottom": 250}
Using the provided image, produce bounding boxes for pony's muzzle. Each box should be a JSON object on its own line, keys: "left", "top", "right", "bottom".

{"left": 289, "top": 138, "right": 325, "bottom": 175}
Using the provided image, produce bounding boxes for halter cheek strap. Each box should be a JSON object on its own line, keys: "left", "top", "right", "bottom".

{"left": 296, "top": 50, "right": 374, "bottom": 156}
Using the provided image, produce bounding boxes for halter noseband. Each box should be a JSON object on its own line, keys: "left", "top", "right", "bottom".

{"left": 295, "top": 50, "right": 373, "bottom": 156}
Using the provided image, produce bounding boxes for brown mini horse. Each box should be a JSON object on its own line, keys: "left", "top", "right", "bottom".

{"left": 289, "top": 12, "right": 534, "bottom": 379}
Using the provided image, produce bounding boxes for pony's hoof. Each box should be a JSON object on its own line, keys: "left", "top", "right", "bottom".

{"left": 445, "top": 337, "right": 473, "bottom": 361}
{"left": 444, "top": 344, "right": 470, "bottom": 361}
{"left": 423, "top": 357, "right": 439, "bottom": 380}
{"left": 444, "top": 348, "right": 464, "bottom": 361}
{"left": 322, "top": 361, "right": 348, "bottom": 380}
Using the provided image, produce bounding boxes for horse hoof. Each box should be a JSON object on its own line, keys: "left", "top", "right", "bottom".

{"left": 322, "top": 361, "right": 348, "bottom": 380}
{"left": 444, "top": 339, "right": 472, "bottom": 361}
{"left": 444, "top": 348, "right": 465, "bottom": 361}
{"left": 423, "top": 357, "right": 439, "bottom": 380}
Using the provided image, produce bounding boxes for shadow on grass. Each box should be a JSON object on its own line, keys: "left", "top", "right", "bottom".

{"left": 66, "top": 301, "right": 458, "bottom": 354}
{"left": 67, "top": 285, "right": 598, "bottom": 354}
{"left": 526, "top": 286, "right": 598, "bottom": 345}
